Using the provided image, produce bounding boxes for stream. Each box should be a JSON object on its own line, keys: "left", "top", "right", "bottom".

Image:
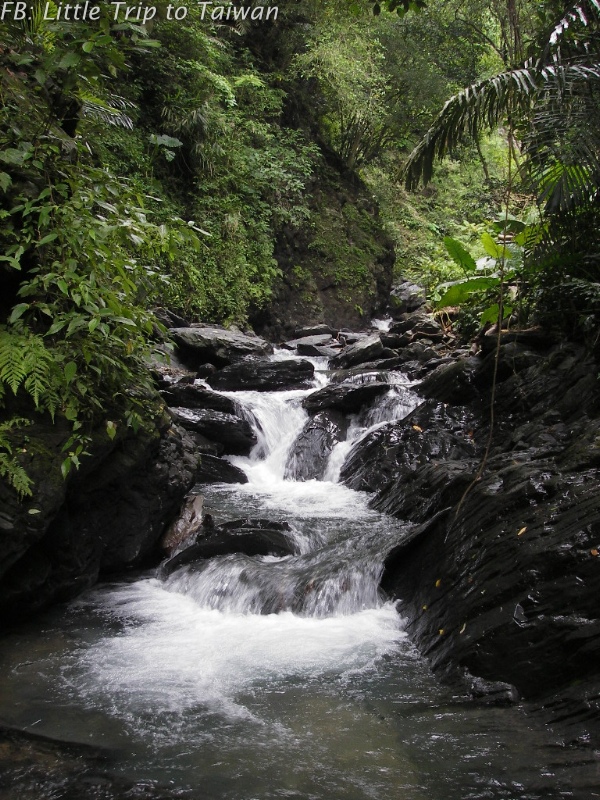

{"left": 0, "top": 353, "right": 597, "bottom": 799}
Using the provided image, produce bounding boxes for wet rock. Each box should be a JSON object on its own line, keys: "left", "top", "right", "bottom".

{"left": 0, "top": 416, "right": 199, "bottom": 622}
{"left": 388, "top": 280, "right": 427, "bottom": 317}
{"left": 153, "top": 307, "right": 191, "bottom": 329}
{"left": 328, "top": 334, "right": 384, "bottom": 370}
{"left": 161, "top": 519, "right": 297, "bottom": 576}
{"left": 389, "top": 310, "right": 439, "bottom": 335}
{"left": 303, "top": 381, "right": 390, "bottom": 414}
{"left": 171, "top": 325, "right": 273, "bottom": 368}
{"left": 195, "top": 454, "right": 249, "bottom": 485}
{"left": 340, "top": 401, "right": 477, "bottom": 494}
{"left": 293, "top": 324, "right": 337, "bottom": 338}
{"left": 169, "top": 407, "right": 257, "bottom": 455}
{"left": 160, "top": 381, "right": 236, "bottom": 414}
{"left": 0, "top": 724, "right": 194, "bottom": 800}
{"left": 284, "top": 410, "right": 348, "bottom": 481}
{"left": 418, "top": 357, "right": 481, "bottom": 405}
{"left": 207, "top": 358, "right": 314, "bottom": 392}
{"left": 373, "top": 339, "right": 600, "bottom": 745}
{"left": 284, "top": 334, "right": 336, "bottom": 350}
{"left": 160, "top": 493, "right": 204, "bottom": 556}
{"left": 298, "top": 344, "right": 340, "bottom": 358}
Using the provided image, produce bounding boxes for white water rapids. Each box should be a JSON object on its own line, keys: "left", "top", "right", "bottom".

{"left": 68, "top": 356, "right": 421, "bottom": 728}
{"left": 1, "top": 352, "right": 592, "bottom": 799}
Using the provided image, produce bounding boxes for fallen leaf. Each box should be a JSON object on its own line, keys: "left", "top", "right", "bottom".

{"left": 517, "top": 526, "right": 527, "bottom": 536}
{"left": 591, "top": 549, "right": 599, "bottom": 557}
{"left": 422, "top": 604, "right": 428, "bottom": 611}
{"left": 435, "top": 579, "right": 442, "bottom": 588}
{"left": 412, "top": 425, "right": 423, "bottom": 433}
{"left": 438, "top": 629, "right": 445, "bottom": 635}
{"left": 459, "top": 623, "right": 466, "bottom": 634}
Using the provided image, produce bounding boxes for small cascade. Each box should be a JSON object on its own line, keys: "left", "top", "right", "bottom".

{"left": 159, "top": 354, "right": 420, "bottom": 623}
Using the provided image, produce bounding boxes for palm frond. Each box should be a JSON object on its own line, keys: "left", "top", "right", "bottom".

{"left": 404, "top": 66, "right": 538, "bottom": 189}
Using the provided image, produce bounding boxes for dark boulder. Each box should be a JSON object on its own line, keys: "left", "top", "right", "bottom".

{"left": 418, "top": 357, "right": 481, "bottom": 405}
{"left": 340, "top": 400, "right": 478, "bottom": 494}
{"left": 0, "top": 417, "right": 199, "bottom": 622}
{"left": 372, "top": 340, "right": 600, "bottom": 745}
{"left": 298, "top": 344, "right": 340, "bottom": 358}
{"left": 328, "top": 334, "right": 384, "bottom": 370}
{"left": 284, "top": 334, "right": 336, "bottom": 350}
{"left": 388, "top": 280, "right": 427, "bottom": 317}
{"left": 169, "top": 407, "right": 257, "bottom": 455}
{"left": 195, "top": 453, "right": 249, "bottom": 485}
{"left": 160, "top": 519, "right": 297, "bottom": 577}
{"left": 207, "top": 358, "right": 314, "bottom": 392}
{"left": 293, "top": 324, "right": 337, "bottom": 338}
{"left": 303, "top": 381, "right": 390, "bottom": 414}
{"left": 160, "top": 381, "right": 236, "bottom": 414}
{"left": 389, "top": 310, "right": 442, "bottom": 336}
{"left": 284, "top": 410, "right": 348, "bottom": 481}
{"left": 153, "top": 307, "right": 190, "bottom": 329}
{"left": 171, "top": 325, "right": 273, "bottom": 368}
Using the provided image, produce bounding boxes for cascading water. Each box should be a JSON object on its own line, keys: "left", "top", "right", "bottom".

{"left": 0, "top": 352, "right": 595, "bottom": 800}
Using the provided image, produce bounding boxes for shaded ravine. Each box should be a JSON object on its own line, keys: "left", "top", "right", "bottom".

{"left": 0, "top": 354, "right": 597, "bottom": 799}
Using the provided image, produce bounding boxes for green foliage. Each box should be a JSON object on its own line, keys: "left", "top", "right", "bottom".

{"left": 0, "top": 418, "right": 33, "bottom": 498}
{"left": 403, "top": 0, "right": 600, "bottom": 303}
{"left": 0, "top": 9, "right": 197, "bottom": 497}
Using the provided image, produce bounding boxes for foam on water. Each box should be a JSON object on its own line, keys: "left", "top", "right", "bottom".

{"left": 70, "top": 578, "right": 405, "bottom": 731}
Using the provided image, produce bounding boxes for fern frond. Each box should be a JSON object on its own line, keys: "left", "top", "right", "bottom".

{"left": 0, "top": 331, "right": 29, "bottom": 395}
{"left": 0, "top": 417, "right": 33, "bottom": 499}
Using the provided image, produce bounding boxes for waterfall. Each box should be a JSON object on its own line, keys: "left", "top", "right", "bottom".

{"left": 156, "top": 357, "right": 420, "bottom": 620}
{"left": 56, "top": 354, "right": 420, "bottom": 735}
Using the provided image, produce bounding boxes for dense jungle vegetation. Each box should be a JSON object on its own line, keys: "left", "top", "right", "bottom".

{"left": 1, "top": 0, "right": 600, "bottom": 497}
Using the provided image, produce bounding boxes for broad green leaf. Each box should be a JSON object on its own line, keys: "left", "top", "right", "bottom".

{"left": 58, "top": 52, "right": 80, "bottom": 69}
{"left": 0, "top": 149, "right": 25, "bottom": 166}
{"left": 443, "top": 236, "right": 477, "bottom": 272}
{"left": 0, "top": 172, "right": 12, "bottom": 192}
{"left": 64, "top": 361, "right": 77, "bottom": 384}
{"left": 47, "top": 320, "right": 67, "bottom": 335}
{"left": 8, "top": 303, "right": 29, "bottom": 323}
{"left": 82, "top": 41, "right": 95, "bottom": 53}
{"left": 481, "top": 233, "right": 504, "bottom": 260}
{"left": 37, "top": 233, "right": 58, "bottom": 246}
{"left": 436, "top": 276, "right": 500, "bottom": 308}
{"left": 480, "top": 303, "right": 514, "bottom": 325}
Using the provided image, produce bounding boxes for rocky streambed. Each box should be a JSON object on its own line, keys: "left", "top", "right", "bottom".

{"left": 1, "top": 298, "right": 599, "bottom": 797}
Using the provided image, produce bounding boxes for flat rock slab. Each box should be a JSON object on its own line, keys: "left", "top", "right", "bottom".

{"left": 171, "top": 325, "right": 273, "bottom": 368}
{"left": 196, "top": 453, "right": 248, "bottom": 485}
{"left": 207, "top": 358, "right": 314, "bottom": 392}
{"left": 160, "top": 381, "right": 236, "bottom": 414}
{"left": 161, "top": 522, "right": 297, "bottom": 577}
{"left": 284, "top": 334, "right": 336, "bottom": 350}
{"left": 303, "top": 381, "right": 390, "bottom": 414}
{"left": 169, "top": 407, "right": 257, "bottom": 455}
{"left": 328, "top": 334, "right": 384, "bottom": 370}
{"left": 293, "top": 324, "right": 336, "bottom": 337}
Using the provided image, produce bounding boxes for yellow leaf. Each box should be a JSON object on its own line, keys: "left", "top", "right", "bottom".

{"left": 517, "top": 526, "right": 527, "bottom": 536}
{"left": 439, "top": 629, "right": 445, "bottom": 635}
{"left": 435, "top": 579, "right": 442, "bottom": 587}
{"left": 412, "top": 425, "right": 423, "bottom": 433}
{"left": 422, "top": 604, "right": 428, "bottom": 611}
